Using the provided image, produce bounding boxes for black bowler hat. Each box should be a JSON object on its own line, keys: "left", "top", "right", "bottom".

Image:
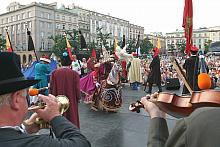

{"left": 0, "top": 52, "right": 39, "bottom": 95}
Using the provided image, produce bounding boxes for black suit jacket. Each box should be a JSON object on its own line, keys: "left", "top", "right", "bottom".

{"left": 0, "top": 116, "right": 91, "bottom": 147}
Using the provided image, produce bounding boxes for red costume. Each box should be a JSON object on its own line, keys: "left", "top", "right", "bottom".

{"left": 49, "top": 67, "right": 80, "bottom": 128}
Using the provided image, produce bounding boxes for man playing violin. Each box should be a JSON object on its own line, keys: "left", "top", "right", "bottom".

{"left": 140, "top": 94, "right": 220, "bottom": 147}
{"left": 0, "top": 52, "right": 91, "bottom": 147}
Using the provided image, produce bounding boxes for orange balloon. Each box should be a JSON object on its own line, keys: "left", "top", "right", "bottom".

{"left": 198, "top": 73, "right": 212, "bottom": 90}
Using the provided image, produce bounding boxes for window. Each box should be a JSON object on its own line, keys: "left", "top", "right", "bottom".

{"left": 28, "top": 11, "right": 32, "bottom": 18}
{"left": 41, "top": 32, "right": 44, "bottom": 38}
{"left": 22, "top": 13, "right": 25, "bottom": 19}
{"left": 62, "top": 24, "right": 65, "bottom": 29}
{"left": 28, "top": 21, "right": 32, "bottom": 29}
{"left": 12, "top": 25, "right": 15, "bottom": 32}
{"left": 20, "top": 23, "right": 25, "bottom": 30}
{"left": 12, "top": 16, "right": 15, "bottom": 22}
{"left": 56, "top": 24, "right": 60, "bottom": 29}
{"left": 40, "top": 12, "right": 43, "bottom": 18}
{"left": 17, "top": 24, "right": 20, "bottom": 31}
{"left": 17, "top": 14, "right": 20, "bottom": 20}
{"left": 40, "top": 22, "right": 43, "bottom": 28}
{"left": 48, "top": 23, "right": 51, "bottom": 29}
{"left": 56, "top": 14, "right": 60, "bottom": 19}
{"left": 45, "top": 13, "right": 50, "bottom": 19}
{"left": 41, "top": 41, "right": 45, "bottom": 50}
{"left": 68, "top": 24, "right": 71, "bottom": 30}
{"left": 62, "top": 15, "right": 65, "bottom": 20}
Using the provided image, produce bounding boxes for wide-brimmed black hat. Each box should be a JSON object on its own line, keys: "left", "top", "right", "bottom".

{"left": 0, "top": 52, "right": 39, "bottom": 95}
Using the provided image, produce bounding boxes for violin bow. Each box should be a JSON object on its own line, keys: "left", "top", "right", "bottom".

{"left": 170, "top": 57, "right": 193, "bottom": 94}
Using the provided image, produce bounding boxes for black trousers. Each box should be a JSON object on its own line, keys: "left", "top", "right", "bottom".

{"left": 147, "top": 82, "right": 162, "bottom": 93}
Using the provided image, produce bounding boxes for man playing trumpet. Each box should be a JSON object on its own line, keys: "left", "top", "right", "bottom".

{"left": 0, "top": 52, "right": 91, "bottom": 147}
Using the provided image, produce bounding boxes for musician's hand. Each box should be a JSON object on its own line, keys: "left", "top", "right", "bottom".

{"left": 140, "top": 95, "right": 166, "bottom": 119}
{"left": 34, "top": 94, "right": 61, "bottom": 122}
{"left": 23, "top": 113, "right": 40, "bottom": 134}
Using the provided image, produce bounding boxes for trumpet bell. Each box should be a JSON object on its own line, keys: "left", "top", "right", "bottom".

{"left": 57, "top": 95, "right": 69, "bottom": 114}
{"left": 25, "top": 95, "right": 70, "bottom": 129}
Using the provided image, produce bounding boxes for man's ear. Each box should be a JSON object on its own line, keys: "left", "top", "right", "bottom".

{"left": 10, "top": 91, "right": 21, "bottom": 110}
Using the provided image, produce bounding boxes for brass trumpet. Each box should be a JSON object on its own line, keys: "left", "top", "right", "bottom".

{"left": 25, "top": 95, "right": 69, "bottom": 129}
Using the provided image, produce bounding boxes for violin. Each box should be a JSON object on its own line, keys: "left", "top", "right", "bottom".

{"left": 129, "top": 57, "right": 220, "bottom": 118}
{"left": 129, "top": 90, "right": 220, "bottom": 118}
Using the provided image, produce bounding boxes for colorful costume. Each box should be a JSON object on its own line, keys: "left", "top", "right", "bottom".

{"left": 91, "top": 62, "right": 122, "bottom": 112}
{"left": 33, "top": 60, "right": 50, "bottom": 95}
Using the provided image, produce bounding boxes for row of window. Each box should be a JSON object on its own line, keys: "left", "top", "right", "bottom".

{"left": 167, "top": 32, "right": 220, "bottom": 38}
{"left": 0, "top": 12, "right": 32, "bottom": 24}
{"left": 167, "top": 39, "right": 208, "bottom": 44}
{"left": 56, "top": 14, "right": 77, "bottom": 23}
{"left": 39, "top": 21, "right": 52, "bottom": 29}
{"left": 40, "top": 12, "right": 51, "bottom": 19}
{"left": 0, "top": 22, "right": 32, "bottom": 34}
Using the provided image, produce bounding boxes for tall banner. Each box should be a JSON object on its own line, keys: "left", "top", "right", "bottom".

{"left": 65, "top": 34, "right": 74, "bottom": 60}
{"left": 113, "top": 37, "right": 119, "bottom": 60}
{"left": 6, "top": 31, "right": 13, "bottom": 52}
{"left": 79, "top": 30, "right": 87, "bottom": 49}
{"left": 182, "top": 0, "right": 193, "bottom": 55}
{"left": 27, "top": 29, "right": 38, "bottom": 61}
{"left": 135, "top": 32, "right": 141, "bottom": 57}
{"left": 157, "top": 38, "right": 161, "bottom": 49}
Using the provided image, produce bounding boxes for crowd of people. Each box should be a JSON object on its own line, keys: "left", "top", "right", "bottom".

{"left": 1, "top": 43, "right": 220, "bottom": 147}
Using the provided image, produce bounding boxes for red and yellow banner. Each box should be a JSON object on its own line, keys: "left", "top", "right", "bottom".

{"left": 6, "top": 31, "right": 13, "bottom": 52}
{"left": 182, "top": 0, "right": 193, "bottom": 55}
{"left": 65, "top": 36, "right": 73, "bottom": 60}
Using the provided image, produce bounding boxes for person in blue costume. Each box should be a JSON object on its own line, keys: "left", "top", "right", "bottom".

{"left": 33, "top": 55, "right": 51, "bottom": 95}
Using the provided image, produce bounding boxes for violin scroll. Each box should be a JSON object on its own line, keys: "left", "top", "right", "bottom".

{"left": 129, "top": 93, "right": 157, "bottom": 113}
{"left": 129, "top": 100, "right": 144, "bottom": 113}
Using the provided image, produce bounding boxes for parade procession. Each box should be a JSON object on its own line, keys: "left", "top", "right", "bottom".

{"left": 1, "top": 0, "right": 220, "bottom": 147}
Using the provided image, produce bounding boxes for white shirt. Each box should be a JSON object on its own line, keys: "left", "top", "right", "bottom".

{"left": 71, "top": 60, "right": 81, "bottom": 75}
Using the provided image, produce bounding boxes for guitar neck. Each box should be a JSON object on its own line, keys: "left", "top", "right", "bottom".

{"left": 171, "top": 57, "right": 193, "bottom": 94}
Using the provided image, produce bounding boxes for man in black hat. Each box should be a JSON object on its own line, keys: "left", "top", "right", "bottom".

{"left": 0, "top": 52, "right": 91, "bottom": 147}
{"left": 182, "top": 46, "right": 209, "bottom": 94}
{"left": 146, "top": 47, "right": 162, "bottom": 94}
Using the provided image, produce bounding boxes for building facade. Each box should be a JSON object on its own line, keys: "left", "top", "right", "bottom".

{"left": 0, "top": 2, "right": 144, "bottom": 54}
{"left": 165, "top": 26, "right": 220, "bottom": 51}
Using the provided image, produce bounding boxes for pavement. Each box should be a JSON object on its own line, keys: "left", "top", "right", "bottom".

{"left": 79, "top": 84, "right": 182, "bottom": 147}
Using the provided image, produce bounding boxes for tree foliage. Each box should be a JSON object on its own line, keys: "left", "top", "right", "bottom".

{"left": 176, "top": 40, "right": 186, "bottom": 55}
{"left": 49, "top": 29, "right": 81, "bottom": 58}
{"left": 140, "top": 38, "right": 153, "bottom": 54}
{"left": 204, "top": 40, "right": 212, "bottom": 54}
{"left": 96, "top": 27, "right": 111, "bottom": 54}
{"left": 0, "top": 34, "right": 6, "bottom": 51}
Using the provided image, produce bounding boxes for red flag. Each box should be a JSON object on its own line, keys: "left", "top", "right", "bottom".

{"left": 65, "top": 35, "right": 74, "bottom": 60}
{"left": 6, "top": 31, "right": 13, "bottom": 52}
{"left": 91, "top": 48, "right": 96, "bottom": 58}
{"left": 182, "top": 0, "right": 193, "bottom": 55}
